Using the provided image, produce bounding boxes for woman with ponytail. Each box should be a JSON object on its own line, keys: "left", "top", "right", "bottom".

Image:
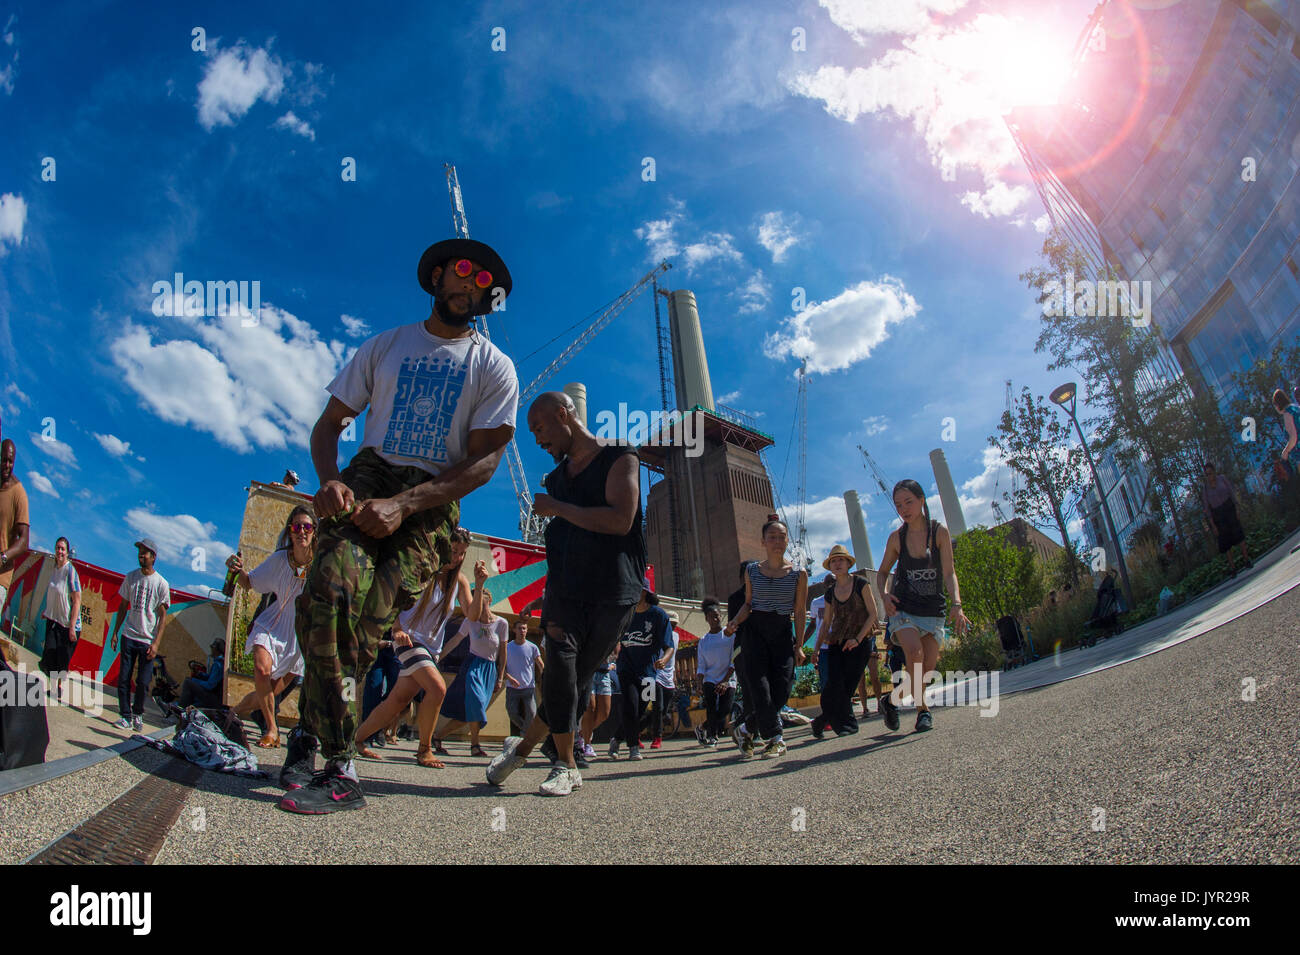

{"left": 875, "top": 480, "right": 970, "bottom": 733}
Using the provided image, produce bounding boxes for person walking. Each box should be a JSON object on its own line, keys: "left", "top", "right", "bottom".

{"left": 695, "top": 597, "right": 735, "bottom": 747}
{"left": 649, "top": 608, "right": 680, "bottom": 749}
{"left": 39, "top": 536, "right": 82, "bottom": 702}
{"left": 486, "top": 391, "right": 645, "bottom": 796}
{"left": 430, "top": 561, "right": 508, "bottom": 758}
{"left": 227, "top": 505, "right": 316, "bottom": 747}
{"left": 876, "top": 480, "right": 971, "bottom": 733}
{"left": 109, "top": 538, "right": 171, "bottom": 732}
{"left": 0, "top": 438, "right": 30, "bottom": 614}
{"left": 583, "top": 648, "right": 618, "bottom": 760}
{"left": 347, "top": 527, "right": 472, "bottom": 770}
{"left": 1201, "top": 462, "right": 1251, "bottom": 577}
{"left": 811, "top": 546, "right": 878, "bottom": 738}
{"left": 279, "top": 237, "right": 518, "bottom": 815}
{"left": 724, "top": 519, "right": 808, "bottom": 759}
{"left": 504, "top": 617, "right": 544, "bottom": 736}
{"left": 609, "top": 578, "right": 673, "bottom": 761}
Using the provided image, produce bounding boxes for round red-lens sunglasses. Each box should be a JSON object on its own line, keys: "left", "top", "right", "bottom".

{"left": 453, "top": 259, "right": 493, "bottom": 289}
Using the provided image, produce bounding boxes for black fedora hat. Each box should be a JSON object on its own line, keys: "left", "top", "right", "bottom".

{"left": 417, "top": 238, "right": 512, "bottom": 315}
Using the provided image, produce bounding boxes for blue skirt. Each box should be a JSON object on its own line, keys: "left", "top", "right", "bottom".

{"left": 441, "top": 653, "right": 496, "bottom": 725}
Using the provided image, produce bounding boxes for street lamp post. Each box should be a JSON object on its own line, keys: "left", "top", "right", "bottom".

{"left": 1050, "top": 381, "right": 1135, "bottom": 610}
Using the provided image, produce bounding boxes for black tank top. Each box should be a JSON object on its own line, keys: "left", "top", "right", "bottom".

{"left": 893, "top": 520, "right": 946, "bottom": 617}
{"left": 541, "top": 444, "right": 646, "bottom": 610}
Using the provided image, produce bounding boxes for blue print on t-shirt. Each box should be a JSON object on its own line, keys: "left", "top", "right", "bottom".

{"left": 384, "top": 354, "right": 468, "bottom": 463}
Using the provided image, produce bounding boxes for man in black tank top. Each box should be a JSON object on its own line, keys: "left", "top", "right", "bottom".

{"left": 486, "top": 391, "right": 645, "bottom": 797}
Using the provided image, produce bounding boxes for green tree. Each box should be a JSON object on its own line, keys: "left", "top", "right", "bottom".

{"left": 1227, "top": 338, "right": 1300, "bottom": 477}
{"left": 1021, "top": 230, "right": 1234, "bottom": 560}
{"left": 950, "top": 525, "right": 1046, "bottom": 632}
{"left": 989, "top": 386, "right": 1085, "bottom": 581}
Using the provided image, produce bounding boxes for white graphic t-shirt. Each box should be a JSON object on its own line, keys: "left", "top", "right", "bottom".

{"left": 328, "top": 322, "right": 519, "bottom": 476}
{"left": 118, "top": 569, "right": 171, "bottom": 644}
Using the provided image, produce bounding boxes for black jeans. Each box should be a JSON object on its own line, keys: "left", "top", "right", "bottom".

{"left": 652, "top": 682, "right": 671, "bottom": 738}
{"left": 117, "top": 639, "right": 155, "bottom": 718}
{"left": 179, "top": 678, "right": 221, "bottom": 709}
{"left": 615, "top": 667, "right": 653, "bottom": 747}
{"left": 703, "top": 682, "right": 734, "bottom": 738}
{"left": 819, "top": 641, "right": 869, "bottom": 733}
{"left": 740, "top": 612, "right": 796, "bottom": 740}
{"left": 538, "top": 599, "right": 637, "bottom": 736}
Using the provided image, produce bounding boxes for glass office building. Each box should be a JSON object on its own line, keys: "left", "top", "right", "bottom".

{"left": 1008, "top": 0, "right": 1300, "bottom": 409}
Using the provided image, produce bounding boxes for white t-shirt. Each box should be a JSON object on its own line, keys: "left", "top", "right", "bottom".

{"left": 506, "top": 639, "right": 541, "bottom": 689}
{"left": 43, "top": 562, "right": 82, "bottom": 629}
{"left": 654, "top": 629, "right": 680, "bottom": 688}
{"left": 456, "top": 617, "right": 508, "bottom": 661}
{"left": 118, "top": 569, "right": 171, "bottom": 644}
{"left": 810, "top": 595, "right": 827, "bottom": 648}
{"left": 327, "top": 322, "right": 519, "bottom": 477}
{"left": 247, "top": 550, "right": 307, "bottom": 647}
{"left": 696, "top": 630, "right": 736, "bottom": 687}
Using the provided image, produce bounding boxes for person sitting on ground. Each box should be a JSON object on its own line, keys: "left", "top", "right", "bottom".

{"left": 180, "top": 639, "right": 226, "bottom": 709}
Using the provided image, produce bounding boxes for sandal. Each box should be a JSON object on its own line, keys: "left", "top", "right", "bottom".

{"left": 416, "top": 747, "right": 445, "bottom": 769}
{"left": 432, "top": 741, "right": 450, "bottom": 756}
{"left": 255, "top": 733, "right": 281, "bottom": 748}
{"left": 470, "top": 745, "right": 489, "bottom": 758}
{"left": 358, "top": 745, "right": 383, "bottom": 760}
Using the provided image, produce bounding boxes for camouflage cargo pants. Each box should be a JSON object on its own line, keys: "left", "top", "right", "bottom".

{"left": 295, "top": 448, "right": 459, "bottom": 761}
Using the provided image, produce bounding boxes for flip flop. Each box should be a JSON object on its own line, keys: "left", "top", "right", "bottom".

{"left": 255, "top": 734, "right": 281, "bottom": 748}
{"left": 432, "top": 741, "right": 450, "bottom": 756}
{"left": 470, "top": 746, "right": 489, "bottom": 758}
{"left": 416, "top": 748, "right": 445, "bottom": 769}
{"left": 358, "top": 746, "right": 383, "bottom": 760}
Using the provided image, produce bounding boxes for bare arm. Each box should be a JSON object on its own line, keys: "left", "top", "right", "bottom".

{"left": 724, "top": 573, "right": 754, "bottom": 636}
{"left": 1, "top": 522, "right": 27, "bottom": 567}
{"left": 876, "top": 532, "right": 900, "bottom": 614}
{"left": 532, "top": 452, "right": 639, "bottom": 535}
{"left": 937, "top": 526, "right": 969, "bottom": 635}
{"left": 793, "top": 572, "right": 808, "bottom": 664}
{"left": 310, "top": 397, "right": 358, "bottom": 515}
{"left": 440, "top": 618, "right": 472, "bottom": 659}
{"left": 394, "top": 424, "right": 515, "bottom": 517}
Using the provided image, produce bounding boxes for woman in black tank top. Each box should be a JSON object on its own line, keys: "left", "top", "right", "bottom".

{"left": 875, "top": 480, "right": 971, "bottom": 734}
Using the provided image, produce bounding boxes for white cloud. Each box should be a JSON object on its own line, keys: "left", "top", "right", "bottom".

{"left": 819, "top": 0, "right": 968, "bottom": 39}
{"left": 862, "top": 415, "right": 888, "bottom": 437}
{"left": 27, "top": 470, "right": 58, "bottom": 498}
{"left": 718, "top": 390, "right": 743, "bottom": 405}
{"left": 756, "top": 211, "right": 804, "bottom": 263}
{"left": 93, "top": 432, "right": 134, "bottom": 458}
{"left": 124, "top": 507, "right": 233, "bottom": 576}
{"left": 340, "top": 313, "right": 370, "bottom": 339}
{"left": 28, "top": 431, "right": 78, "bottom": 468}
{"left": 634, "top": 199, "right": 743, "bottom": 274}
{"left": 790, "top": 7, "right": 1074, "bottom": 222}
{"left": 778, "top": 495, "right": 853, "bottom": 571}
{"left": 0, "top": 193, "right": 27, "bottom": 253}
{"left": 0, "top": 13, "right": 15, "bottom": 95}
{"left": 735, "top": 270, "right": 771, "bottom": 315}
{"left": 1033, "top": 213, "right": 1051, "bottom": 234}
{"left": 110, "top": 303, "right": 351, "bottom": 453}
{"left": 197, "top": 43, "right": 287, "bottom": 131}
{"left": 764, "top": 276, "right": 920, "bottom": 374}
{"left": 273, "top": 110, "right": 315, "bottom": 140}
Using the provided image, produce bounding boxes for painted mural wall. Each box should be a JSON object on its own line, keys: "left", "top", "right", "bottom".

{"left": 0, "top": 550, "right": 228, "bottom": 686}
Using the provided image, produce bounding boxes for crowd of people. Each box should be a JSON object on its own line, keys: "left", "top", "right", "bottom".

{"left": 1, "top": 233, "right": 1297, "bottom": 811}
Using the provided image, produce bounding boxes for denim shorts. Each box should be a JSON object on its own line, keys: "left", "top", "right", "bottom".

{"left": 889, "top": 612, "right": 946, "bottom": 643}
{"left": 591, "top": 667, "right": 620, "bottom": 696}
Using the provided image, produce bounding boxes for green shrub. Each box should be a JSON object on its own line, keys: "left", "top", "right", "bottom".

{"left": 937, "top": 628, "right": 1004, "bottom": 672}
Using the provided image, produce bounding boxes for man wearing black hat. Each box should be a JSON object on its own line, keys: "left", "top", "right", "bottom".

{"left": 280, "top": 238, "right": 519, "bottom": 815}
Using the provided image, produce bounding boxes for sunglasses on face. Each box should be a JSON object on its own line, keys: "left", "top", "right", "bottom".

{"left": 452, "top": 259, "right": 493, "bottom": 289}
{"left": 291, "top": 522, "right": 315, "bottom": 533}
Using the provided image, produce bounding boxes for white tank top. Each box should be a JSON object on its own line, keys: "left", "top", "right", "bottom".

{"left": 399, "top": 579, "right": 451, "bottom": 654}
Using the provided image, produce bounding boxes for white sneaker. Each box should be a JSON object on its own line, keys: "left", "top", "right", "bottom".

{"left": 538, "top": 763, "right": 581, "bottom": 796}
{"left": 761, "top": 739, "right": 787, "bottom": 759}
{"left": 112, "top": 717, "right": 131, "bottom": 730}
{"left": 131, "top": 716, "right": 144, "bottom": 732}
{"left": 486, "top": 736, "right": 528, "bottom": 787}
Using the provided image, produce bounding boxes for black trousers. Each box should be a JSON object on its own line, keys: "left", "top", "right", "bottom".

{"left": 819, "top": 641, "right": 869, "bottom": 733}
{"left": 740, "top": 612, "right": 796, "bottom": 740}
{"left": 615, "top": 667, "right": 652, "bottom": 746}
{"left": 537, "top": 599, "right": 637, "bottom": 736}
{"left": 702, "top": 682, "right": 734, "bottom": 738}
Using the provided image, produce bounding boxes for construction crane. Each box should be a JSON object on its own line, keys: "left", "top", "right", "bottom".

{"left": 653, "top": 279, "right": 684, "bottom": 592}
{"left": 444, "top": 164, "right": 541, "bottom": 542}
{"left": 857, "top": 444, "right": 893, "bottom": 503}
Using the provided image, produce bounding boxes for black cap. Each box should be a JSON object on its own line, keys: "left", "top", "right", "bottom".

{"left": 417, "top": 238, "right": 512, "bottom": 316}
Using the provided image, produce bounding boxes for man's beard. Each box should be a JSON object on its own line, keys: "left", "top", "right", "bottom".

{"left": 433, "top": 283, "right": 477, "bottom": 327}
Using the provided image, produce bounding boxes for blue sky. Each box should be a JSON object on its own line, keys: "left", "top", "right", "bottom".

{"left": 1, "top": 0, "right": 1103, "bottom": 594}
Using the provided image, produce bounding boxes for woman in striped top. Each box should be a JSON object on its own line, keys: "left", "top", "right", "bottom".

{"left": 724, "top": 518, "right": 807, "bottom": 759}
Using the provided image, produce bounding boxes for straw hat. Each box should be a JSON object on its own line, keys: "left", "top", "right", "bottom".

{"left": 822, "top": 544, "right": 856, "bottom": 571}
